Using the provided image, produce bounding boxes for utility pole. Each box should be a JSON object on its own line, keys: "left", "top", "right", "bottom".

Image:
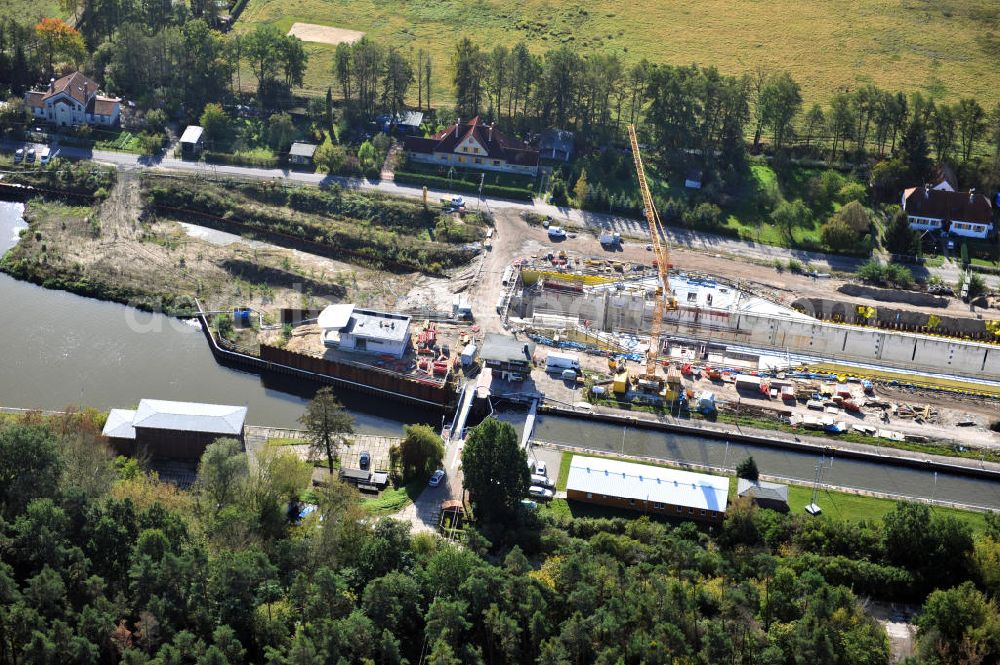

{"left": 806, "top": 455, "right": 833, "bottom": 515}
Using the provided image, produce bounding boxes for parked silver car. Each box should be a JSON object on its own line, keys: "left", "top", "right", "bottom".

{"left": 528, "top": 485, "right": 554, "bottom": 500}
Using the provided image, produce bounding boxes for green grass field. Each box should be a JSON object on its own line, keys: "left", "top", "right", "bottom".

{"left": 9, "top": 0, "right": 63, "bottom": 22}
{"left": 551, "top": 451, "right": 990, "bottom": 532}
{"left": 240, "top": 0, "right": 1000, "bottom": 106}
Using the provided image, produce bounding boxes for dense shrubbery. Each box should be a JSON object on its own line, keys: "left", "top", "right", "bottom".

{"left": 393, "top": 170, "right": 535, "bottom": 201}
{"left": 204, "top": 151, "right": 280, "bottom": 169}
{"left": 0, "top": 410, "right": 996, "bottom": 665}
{"left": 5, "top": 161, "right": 116, "bottom": 196}
{"left": 143, "top": 178, "right": 475, "bottom": 273}
{"left": 856, "top": 259, "right": 914, "bottom": 288}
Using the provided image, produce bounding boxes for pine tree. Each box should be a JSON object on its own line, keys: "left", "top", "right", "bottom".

{"left": 900, "top": 119, "right": 931, "bottom": 183}
{"left": 573, "top": 169, "right": 589, "bottom": 206}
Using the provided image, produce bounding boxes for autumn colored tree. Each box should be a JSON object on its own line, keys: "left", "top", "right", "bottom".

{"left": 34, "top": 18, "right": 85, "bottom": 73}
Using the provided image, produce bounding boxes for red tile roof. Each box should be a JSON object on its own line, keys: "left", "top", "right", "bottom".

{"left": 902, "top": 186, "right": 993, "bottom": 225}
{"left": 88, "top": 96, "right": 119, "bottom": 116}
{"left": 404, "top": 116, "right": 539, "bottom": 167}
{"left": 25, "top": 91, "right": 45, "bottom": 109}
{"left": 47, "top": 71, "right": 98, "bottom": 106}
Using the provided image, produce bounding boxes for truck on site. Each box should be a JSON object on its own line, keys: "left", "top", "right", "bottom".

{"left": 599, "top": 231, "right": 621, "bottom": 247}
{"left": 547, "top": 226, "right": 567, "bottom": 239}
{"left": 501, "top": 265, "right": 515, "bottom": 286}
{"left": 545, "top": 351, "right": 580, "bottom": 373}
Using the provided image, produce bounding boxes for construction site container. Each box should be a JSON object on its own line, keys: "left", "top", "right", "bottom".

{"left": 545, "top": 351, "right": 580, "bottom": 372}
{"left": 734, "top": 374, "right": 761, "bottom": 392}
{"left": 460, "top": 343, "right": 477, "bottom": 366}
{"left": 612, "top": 371, "right": 629, "bottom": 394}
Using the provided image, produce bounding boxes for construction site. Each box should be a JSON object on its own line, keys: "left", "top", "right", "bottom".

{"left": 473, "top": 127, "right": 1000, "bottom": 460}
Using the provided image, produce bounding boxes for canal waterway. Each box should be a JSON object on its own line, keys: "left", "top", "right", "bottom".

{"left": 494, "top": 410, "right": 1000, "bottom": 510}
{"left": 3, "top": 200, "right": 1000, "bottom": 510}
{"left": 0, "top": 201, "right": 428, "bottom": 434}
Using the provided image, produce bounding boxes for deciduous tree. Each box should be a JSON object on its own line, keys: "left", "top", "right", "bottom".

{"left": 460, "top": 418, "right": 529, "bottom": 521}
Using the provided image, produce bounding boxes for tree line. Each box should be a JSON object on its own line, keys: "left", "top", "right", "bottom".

{"left": 0, "top": 409, "right": 997, "bottom": 665}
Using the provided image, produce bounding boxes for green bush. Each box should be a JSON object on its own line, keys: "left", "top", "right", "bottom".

{"left": 204, "top": 151, "right": 279, "bottom": 168}
{"left": 856, "top": 259, "right": 912, "bottom": 288}
{"left": 393, "top": 170, "right": 534, "bottom": 201}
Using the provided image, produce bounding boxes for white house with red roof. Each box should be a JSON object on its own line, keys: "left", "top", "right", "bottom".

{"left": 24, "top": 71, "right": 121, "bottom": 128}
{"left": 403, "top": 116, "right": 539, "bottom": 176}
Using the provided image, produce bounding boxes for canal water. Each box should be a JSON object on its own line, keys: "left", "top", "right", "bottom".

{"left": 3, "top": 201, "right": 999, "bottom": 510}
{"left": 494, "top": 410, "right": 1000, "bottom": 510}
{"left": 0, "top": 201, "right": 430, "bottom": 434}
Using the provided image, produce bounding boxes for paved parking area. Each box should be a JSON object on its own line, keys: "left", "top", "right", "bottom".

{"left": 245, "top": 426, "right": 400, "bottom": 472}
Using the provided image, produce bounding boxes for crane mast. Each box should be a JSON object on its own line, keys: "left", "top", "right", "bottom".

{"left": 627, "top": 124, "right": 676, "bottom": 380}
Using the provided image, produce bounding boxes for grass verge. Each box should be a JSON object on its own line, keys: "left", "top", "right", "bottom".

{"left": 549, "top": 450, "right": 990, "bottom": 532}
{"left": 361, "top": 477, "right": 425, "bottom": 516}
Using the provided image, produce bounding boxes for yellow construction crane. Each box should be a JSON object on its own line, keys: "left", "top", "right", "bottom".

{"left": 627, "top": 124, "right": 676, "bottom": 382}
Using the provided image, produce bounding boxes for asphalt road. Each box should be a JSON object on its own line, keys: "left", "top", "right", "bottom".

{"left": 3, "top": 137, "right": 996, "bottom": 290}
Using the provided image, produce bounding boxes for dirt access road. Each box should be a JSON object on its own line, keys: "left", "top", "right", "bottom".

{"left": 483, "top": 208, "right": 998, "bottom": 323}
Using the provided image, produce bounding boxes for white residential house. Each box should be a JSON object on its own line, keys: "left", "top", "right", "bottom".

{"left": 901, "top": 185, "right": 994, "bottom": 239}
{"left": 24, "top": 72, "right": 121, "bottom": 128}
{"left": 317, "top": 304, "right": 412, "bottom": 359}
{"left": 403, "top": 116, "right": 539, "bottom": 176}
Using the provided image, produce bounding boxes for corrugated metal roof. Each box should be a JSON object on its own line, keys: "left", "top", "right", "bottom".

{"left": 180, "top": 125, "right": 204, "bottom": 144}
{"left": 481, "top": 333, "right": 535, "bottom": 364}
{"left": 102, "top": 409, "right": 137, "bottom": 440}
{"left": 289, "top": 142, "right": 318, "bottom": 157}
{"left": 567, "top": 456, "right": 729, "bottom": 512}
{"left": 132, "top": 399, "right": 247, "bottom": 435}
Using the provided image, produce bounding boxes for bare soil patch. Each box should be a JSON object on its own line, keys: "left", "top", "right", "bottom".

{"left": 287, "top": 22, "right": 364, "bottom": 46}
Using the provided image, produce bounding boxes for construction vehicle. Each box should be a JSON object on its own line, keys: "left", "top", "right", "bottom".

{"left": 627, "top": 124, "right": 677, "bottom": 391}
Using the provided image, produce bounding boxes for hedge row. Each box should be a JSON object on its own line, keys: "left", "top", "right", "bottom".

{"left": 204, "top": 151, "right": 280, "bottom": 169}
{"left": 393, "top": 170, "right": 534, "bottom": 202}
{"left": 143, "top": 179, "right": 474, "bottom": 273}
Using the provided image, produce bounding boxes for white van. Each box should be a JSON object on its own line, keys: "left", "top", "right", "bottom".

{"left": 38, "top": 147, "right": 51, "bottom": 165}
{"left": 545, "top": 351, "right": 580, "bottom": 373}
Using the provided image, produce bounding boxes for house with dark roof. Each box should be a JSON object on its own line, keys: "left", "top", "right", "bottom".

{"left": 24, "top": 71, "right": 121, "bottom": 128}
{"left": 480, "top": 333, "right": 535, "bottom": 380}
{"left": 901, "top": 185, "right": 994, "bottom": 239}
{"left": 403, "top": 117, "right": 539, "bottom": 176}
{"left": 737, "top": 478, "right": 789, "bottom": 512}
{"left": 538, "top": 128, "right": 575, "bottom": 162}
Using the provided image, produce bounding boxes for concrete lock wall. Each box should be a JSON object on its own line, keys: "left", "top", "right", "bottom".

{"left": 524, "top": 289, "right": 1000, "bottom": 381}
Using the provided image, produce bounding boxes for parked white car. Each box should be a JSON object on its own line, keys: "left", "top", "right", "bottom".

{"left": 533, "top": 460, "right": 548, "bottom": 477}
{"left": 428, "top": 469, "right": 446, "bottom": 487}
{"left": 528, "top": 485, "right": 554, "bottom": 500}
{"left": 530, "top": 473, "right": 553, "bottom": 488}
{"left": 547, "top": 226, "right": 566, "bottom": 239}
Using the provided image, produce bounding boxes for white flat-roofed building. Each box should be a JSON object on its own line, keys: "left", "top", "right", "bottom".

{"left": 566, "top": 455, "right": 730, "bottom": 522}
{"left": 317, "top": 304, "right": 411, "bottom": 358}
